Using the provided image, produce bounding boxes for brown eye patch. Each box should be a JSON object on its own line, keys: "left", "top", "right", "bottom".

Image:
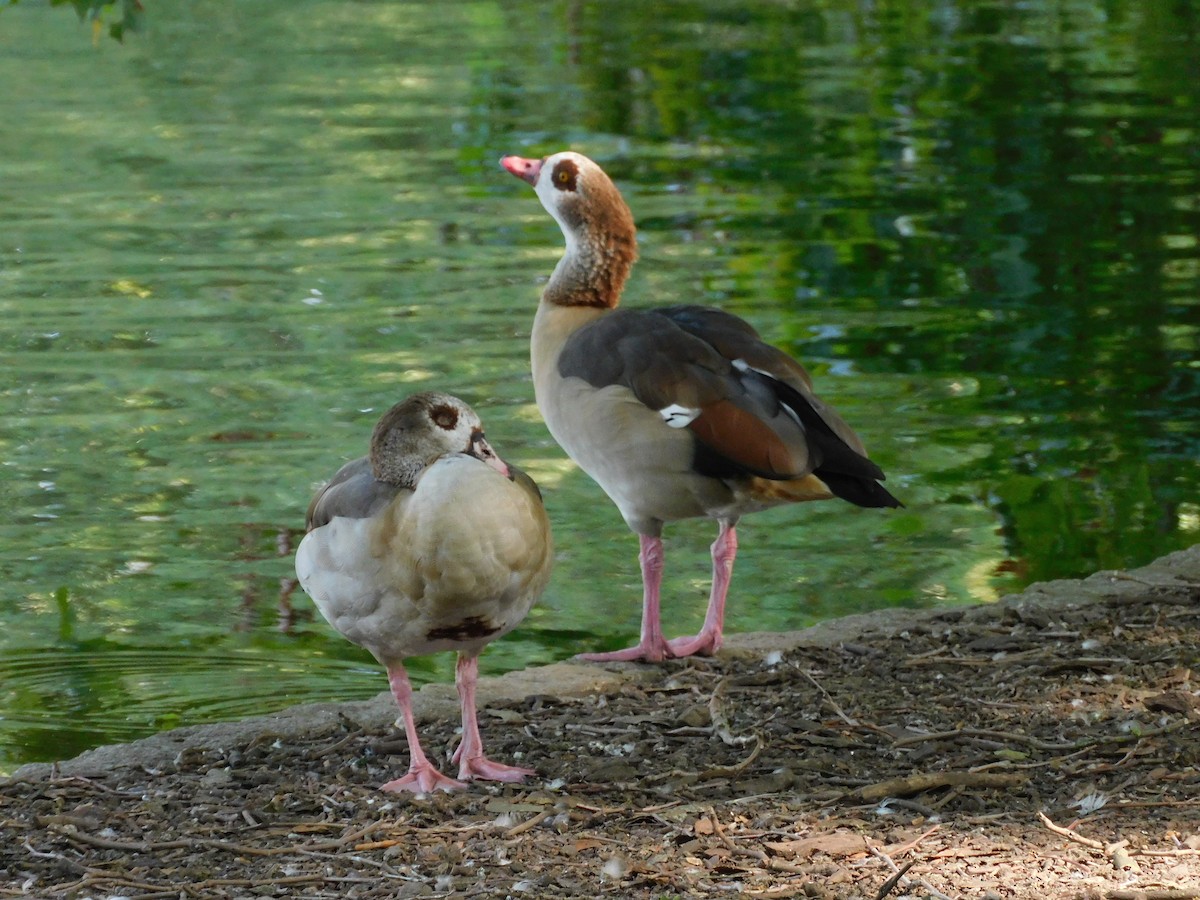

{"left": 430, "top": 404, "right": 459, "bottom": 430}
{"left": 551, "top": 158, "right": 579, "bottom": 192}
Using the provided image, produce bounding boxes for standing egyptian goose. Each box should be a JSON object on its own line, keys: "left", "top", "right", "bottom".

{"left": 295, "top": 392, "right": 553, "bottom": 792}
{"left": 501, "top": 151, "right": 900, "bottom": 663}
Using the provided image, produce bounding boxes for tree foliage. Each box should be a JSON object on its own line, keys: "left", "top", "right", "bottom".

{"left": 6, "top": 0, "right": 143, "bottom": 42}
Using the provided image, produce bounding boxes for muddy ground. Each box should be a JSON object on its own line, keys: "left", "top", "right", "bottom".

{"left": 2, "top": 546, "right": 1198, "bottom": 899}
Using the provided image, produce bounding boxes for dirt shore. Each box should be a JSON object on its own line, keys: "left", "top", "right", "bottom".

{"left": 3, "top": 546, "right": 1198, "bottom": 899}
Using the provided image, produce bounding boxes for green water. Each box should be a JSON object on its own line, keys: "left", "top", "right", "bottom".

{"left": 1, "top": 0, "right": 1196, "bottom": 774}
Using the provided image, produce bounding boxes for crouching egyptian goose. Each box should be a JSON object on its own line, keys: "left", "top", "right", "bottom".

{"left": 501, "top": 151, "right": 900, "bottom": 663}
{"left": 295, "top": 392, "right": 553, "bottom": 792}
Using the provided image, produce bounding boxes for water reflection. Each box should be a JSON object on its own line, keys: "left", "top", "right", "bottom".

{"left": 0, "top": 0, "right": 1195, "bottom": 773}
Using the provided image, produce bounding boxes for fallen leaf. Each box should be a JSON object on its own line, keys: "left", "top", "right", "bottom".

{"left": 765, "top": 833, "right": 870, "bottom": 859}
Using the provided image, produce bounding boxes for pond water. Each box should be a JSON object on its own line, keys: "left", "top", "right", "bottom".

{"left": 1, "top": 0, "right": 1196, "bottom": 774}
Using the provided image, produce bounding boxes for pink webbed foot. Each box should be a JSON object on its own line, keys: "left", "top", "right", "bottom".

{"left": 577, "top": 628, "right": 721, "bottom": 663}
{"left": 381, "top": 664, "right": 465, "bottom": 793}
{"left": 665, "top": 521, "right": 735, "bottom": 659}
{"left": 658, "top": 521, "right": 735, "bottom": 660}
{"left": 453, "top": 750, "right": 535, "bottom": 784}
{"left": 379, "top": 761, "right": 465, "bottom": 794}
{"left": 452, "top": 653, "right": 535, "bottom": 784}
{"left": 664, "top": 629, "right": 723, "bottom": 659}
{"left": 576, "top": 639, "right": 672, "bottom": 664}
{"left": 578, "top": 534, "right": 675, "bottom": 664}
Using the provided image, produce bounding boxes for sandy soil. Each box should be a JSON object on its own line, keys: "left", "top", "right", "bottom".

{"left": 2, "top": 545, "right": 1198, "bottom": 899}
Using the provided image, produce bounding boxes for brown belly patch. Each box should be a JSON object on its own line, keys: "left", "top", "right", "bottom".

{"left": 426, "top": 616, "right": 501, "bottom": 642}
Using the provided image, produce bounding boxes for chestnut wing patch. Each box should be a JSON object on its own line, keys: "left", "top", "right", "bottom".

{"left": 688, "top": 399, "right": 807, "bottom": 478}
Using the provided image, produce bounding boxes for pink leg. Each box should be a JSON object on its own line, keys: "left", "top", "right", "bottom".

{"left": 450, "top": 653, "right": 534, "bottom": 783}
{"left": 667, "top": 519, "right": 737, "bottom": 658}
{"left": 578, "top": 534, "right": 673, "bottom": 663}
{"left": 379, "top": 664, "right": 465, "bottom": 793}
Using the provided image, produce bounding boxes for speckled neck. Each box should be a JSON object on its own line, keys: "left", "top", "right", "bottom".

{"left": 542, "top": 235, "right": 636, "bottom": 309}
{"left": 541, "top": 178, "right": 638, "bottom": 310}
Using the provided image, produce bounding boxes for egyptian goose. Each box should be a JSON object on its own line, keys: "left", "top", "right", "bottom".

{"left": 295, "top": 392, "right": 553, "bottom": 792}
{"left": 500, "top": 151, "right": 900, "bottom": 663}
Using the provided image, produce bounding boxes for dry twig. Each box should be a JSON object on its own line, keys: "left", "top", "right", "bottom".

{"left": 797, "top": 667, "right": 858, "bottom": 726}
{"left": 709, "top": 676, "right": 757, "bottom": 746}
{"left": 858, "top": 771, "right": 1026, "bottom": 802}
{"left": 873, "top": 858, "right": 917, "bottom": 900}
{"left": 1037, "top": 811, "right": 1105, "bottom": 850}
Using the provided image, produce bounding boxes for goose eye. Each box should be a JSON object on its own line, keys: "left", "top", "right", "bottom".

{"left": 552, "top": 159, "right": 578, "bottom": 192}
{"left": 429, "top": 404, "right": 459, "bottom": 430}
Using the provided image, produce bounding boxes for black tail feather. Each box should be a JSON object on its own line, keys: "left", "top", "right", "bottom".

{"left": 816, "top": 469, "right": 904, "bottom": 509}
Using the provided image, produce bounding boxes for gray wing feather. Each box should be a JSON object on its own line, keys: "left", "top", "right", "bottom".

{"left": 305, "top": 456, "right": 403, "bottom": 531}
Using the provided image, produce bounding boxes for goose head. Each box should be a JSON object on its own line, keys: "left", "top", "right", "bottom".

{"left": 370, "top": 391, "right": 508, "bottom": 486}
{"left": 501, "top": 151, "right": 638, "bottom": 308}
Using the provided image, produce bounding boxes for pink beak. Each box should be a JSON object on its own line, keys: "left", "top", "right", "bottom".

{"left": 484, "top": 452, "right": 510, "bottom": 479}
{"left": 471, "top": 433, "right": 511, "bottom": 479}
{"left": 501, "top": 155, "right": 542, "bottom": 186}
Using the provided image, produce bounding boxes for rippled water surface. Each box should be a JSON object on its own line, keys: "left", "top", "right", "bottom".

{"left": 1, "top": 0, "right": 1197, "bottom": 772}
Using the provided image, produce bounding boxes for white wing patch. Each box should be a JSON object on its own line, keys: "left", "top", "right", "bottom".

{"left": 732, "top": 358, "right": 767, "bottom": 376}
{"left": 659, "top": 403, "right": 700, "bottom": 428}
